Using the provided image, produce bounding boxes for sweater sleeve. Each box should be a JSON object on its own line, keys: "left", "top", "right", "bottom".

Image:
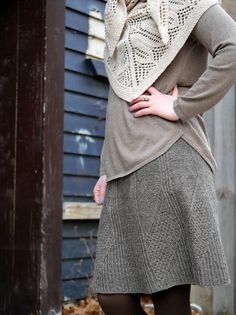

{"left": 173, "top": 3, "right": 236, "bottom": 122}
{"left": 99, "top": 142, "right": 106, "bottom": 177}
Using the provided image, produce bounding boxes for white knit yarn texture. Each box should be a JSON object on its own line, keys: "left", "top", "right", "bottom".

{"left": 104, "top": 0, "right": 219, "bottom": 102}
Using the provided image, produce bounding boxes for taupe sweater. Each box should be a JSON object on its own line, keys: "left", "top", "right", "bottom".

{"left": 100, "top": 4, "right": 236, "bottom": 182}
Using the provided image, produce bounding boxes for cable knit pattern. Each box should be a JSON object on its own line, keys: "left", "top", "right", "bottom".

{"left": 104, "top": 0, "right": 219, "bottom": 101}
{"left": 90, "top": 138, "right": 231, "bottom": 294}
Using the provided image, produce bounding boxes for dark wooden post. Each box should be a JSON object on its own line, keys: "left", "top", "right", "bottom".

{"left": 0, "top": 1, "right": 65, "bottom": 314}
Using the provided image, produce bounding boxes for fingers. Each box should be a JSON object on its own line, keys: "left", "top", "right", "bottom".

{"left": 93, "top": 184, "right": 100, "bottom": 205}
{"left": 130, "top": 95, "right": 149, "bottom": 105}
{"left": 146, "top": 86, "right": 159, "bottom": 95}
{"left": 133, "top": 107, "right": 152, "bottom": 117}
{"left": 99, "top": 181, "right": 107, "bottom": 204}
{"left": 131, "top": 85, "right": 177, "bottom": 106}
{"left": 130, "top": 87, "right": 158, "bottom": 105}
{"left": 129, "top": 101, "right": 150, "bottom": 112}
{"left": 128, "top": 85, "right": 178, "bottom": 119}
{"left": 93, "top": 178, "right": 107, "bottom": 205}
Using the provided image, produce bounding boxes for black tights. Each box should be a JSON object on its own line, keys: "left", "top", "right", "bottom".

{"left": 97, "top": 284, "right": 192, "bottom": 315}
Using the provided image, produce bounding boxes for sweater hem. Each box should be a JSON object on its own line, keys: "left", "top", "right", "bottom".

{"left": 105, "top": 129, "right": 184, "bottom": 182}
{"left": 181, "top": 133, "right": 217, "bottom": 174}
{"left": 103, "top": 125, "right": 218, "bottom": 181}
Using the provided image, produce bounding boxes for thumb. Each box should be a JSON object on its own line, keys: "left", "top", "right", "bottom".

{"left": 99, "top": 180, "right": 107, "bottom": 204}
{"left": 146, "top": 86, "right": 159, "bottom": 95}
{"left": 172, "top": 85, "right": 178, "bottom": 97}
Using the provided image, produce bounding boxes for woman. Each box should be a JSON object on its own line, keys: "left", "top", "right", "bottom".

{"left": 90, "top": 0, "right": 236, "bottom": 314}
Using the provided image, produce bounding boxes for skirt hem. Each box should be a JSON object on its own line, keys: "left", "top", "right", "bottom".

{"left": 90, "top": 278, "right": 231, "bottom": 296}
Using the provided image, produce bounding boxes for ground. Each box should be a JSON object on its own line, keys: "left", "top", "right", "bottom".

{"left": 62, "top": 295, "right": 202, "bottom": 315}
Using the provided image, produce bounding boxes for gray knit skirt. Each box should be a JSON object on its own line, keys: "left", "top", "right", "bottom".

{"left": 90, "top": 137, "right": 231, "bottom": 295}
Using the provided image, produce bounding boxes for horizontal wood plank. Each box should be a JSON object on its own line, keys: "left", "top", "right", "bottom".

{"left": 61, "top": 278, "right": 93, "bottom": 301}
{"left": 64, "top": 91, "right": 107, "bottom": 117}
{"left": 63, "top": 196, "right": 95, "bottom": 203}
{"left": 62, "top": 238, "right": 97, "bottom": 259}
{"left": 63, "top": 220, "right": 98, "bottom": 238}
{"left": 64, "top": 91, "right": 107, "bottom": 119}
{"left": 66, "top": 9, "right": 105, "bottom": 40}
{"left": 62, "top": 258, "right": 94, "bottom": 280}
{"left": 86, "top": 59, "right": 108, "bottom": 78}
{"left": 65, "top": 29, "right": 105, "bottom": 59}
{"left": 64, "top": 154, "right": 101, "bottom": 177}
{"left": 66, "top": 10, "right": 88, "bottom": 34}
{"left": 65, "top": 71, "right": 108, "bottom": 98}
{"left": 63, "top": 176, "right": 98, "bottom": 198}
{"left": 64, "top": 112, "right": 105, "bottom": 137}
{"left": 65, "top": 50, "right": 108, "bottom": 80}
{"left": 64, "top": 133, "right": 104, "bottom": 156}
{"left": 66, "top": 0, "right": 105, "bottom": 20}
{"left": 65, "top": 50, "right": 94, "bottom": 76}
{"left": 63, "top": 202, "right": 102, "bottom": 220}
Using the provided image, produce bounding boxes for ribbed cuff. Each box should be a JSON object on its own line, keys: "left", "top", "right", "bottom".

{"left": 173, "top": 99, "right": 191, "bottom": 122}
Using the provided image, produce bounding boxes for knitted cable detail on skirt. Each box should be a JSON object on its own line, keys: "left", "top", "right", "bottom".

{"left": 90, "top": 137, "right": 231, "bottom": 294}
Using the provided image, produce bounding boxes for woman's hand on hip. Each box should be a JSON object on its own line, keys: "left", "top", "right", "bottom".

{"left": 129, "top": 85, "right": 179, "bottom": 121}
{"left": 93, "top": 174, "right": 107, "bottom": 205}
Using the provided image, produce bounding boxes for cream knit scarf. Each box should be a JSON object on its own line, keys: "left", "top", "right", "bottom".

{"left": 104, "top": 0, "right": 219, "bottom": 101}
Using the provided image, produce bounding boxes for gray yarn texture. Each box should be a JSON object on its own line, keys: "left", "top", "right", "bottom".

{"left": 90, "top": 137, "right": 231, "bottom": 295}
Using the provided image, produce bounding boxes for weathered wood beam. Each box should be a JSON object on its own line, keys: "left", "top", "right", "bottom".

{"left": 0, "top": 1, "right": 65, "bottom": 314}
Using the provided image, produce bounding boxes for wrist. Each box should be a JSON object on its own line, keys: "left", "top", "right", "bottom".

{"left": 165, "top": 100, "right": 179, "bottom": 121}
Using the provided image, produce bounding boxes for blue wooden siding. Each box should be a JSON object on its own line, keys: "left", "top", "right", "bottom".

{"left": 61, "top": 221, "right": 98, "bottom": 301}
{"left": 64, "top": 0, "right": 107, "bottom": 203}
{"left": 62, "top": 0, "right": 107, "bottom": 302}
